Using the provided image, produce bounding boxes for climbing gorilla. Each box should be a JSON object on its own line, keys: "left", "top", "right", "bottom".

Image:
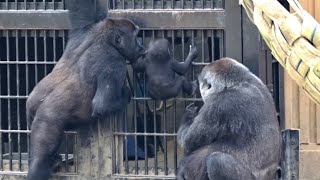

{"left": 132, "top": 38, "right": 198, "bottom": 100}
{"left": 25, "top": 9, "right": 144, "bottom": 180}
{"left": 177, "top": 58, "right": 281, "bottom": 180}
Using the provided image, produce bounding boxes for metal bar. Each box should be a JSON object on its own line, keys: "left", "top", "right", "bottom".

{"left": 153, "top": 101, "right": 158, "bottom": 175}
{"left": 173, "top": 100, "right": 177, "bottom": 175}
{"left": 34, "top": 30, "right": 38, "bottom": 83}
{"left": 124, "top": 107, "right": 128, "bottom": 174}
{"left": 0, "top": 50, "right": 3, "bottom": 171}
{"left": 25, "top": 30, "right": 30, "bottom": 162}
{"left": 6, "top": 30, "right": 13, "bottom": 171}
{"left": 65, "top": 134, "right": 68, "bottom": 172}
{"left": 44, "top": 30, "right": 47, "bottom": 75}
{"left": 163, "top": 101, "right": 167, "bottom": 175}
{"left": 211, "top": 30, "right": 214, "bottom": 61}
{"left": 53, "top": 30, "right": 57, "bottom": 62}
{"left": 108, "top": 10, "right": 225, "bottom": 30}
{"left": 0, "top": 130, "right": 77, "bottom": 134}
{"left": 281, "top": 129, "right": 300, "bottom": 180}
{"left": 15, "top": 30, "right": 22, "bottom": 171}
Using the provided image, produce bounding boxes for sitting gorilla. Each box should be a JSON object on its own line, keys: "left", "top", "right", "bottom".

{"left": 132, "top": 38, "right": 198, "bottom": 100}
{"left": 25, "top": 17, "right": 144, "bottom": 180}
{"left": 177, "top": 58, "right": 281, "bottom": 180}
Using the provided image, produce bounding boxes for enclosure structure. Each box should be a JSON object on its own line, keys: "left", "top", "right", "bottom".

{"left": 0, "top": 0, "right": 283, "bottom": 179}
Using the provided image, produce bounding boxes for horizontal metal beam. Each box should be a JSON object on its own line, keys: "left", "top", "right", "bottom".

{"left": 108, "top": 10, "right": 225, "bottom": 29}
{"left": 0, "top": 10, "right": 70, "bottom": 29}
{"left": 0, "top": 9, "right": 225, "bottom": 30}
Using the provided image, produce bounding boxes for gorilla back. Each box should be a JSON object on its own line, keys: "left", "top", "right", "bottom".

{"left": 25, "top": 18, "right": 144, "bottom": 180}
{"left": 177, "top": 58, "right": 281, "bottom": 180}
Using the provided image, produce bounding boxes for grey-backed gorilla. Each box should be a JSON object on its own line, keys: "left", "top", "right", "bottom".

{"left": 177, "top": 57, "right": 281, "bottom": 180}
{"left": 132, "top": 38, "right": 198, "bottom": 100}
{"left": 26, "top": 17, "right": 144, "bottom": 180}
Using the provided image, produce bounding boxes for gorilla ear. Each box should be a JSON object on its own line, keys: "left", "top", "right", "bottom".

{"left": 105, "top": 18, "right": 115, "bottom": 28}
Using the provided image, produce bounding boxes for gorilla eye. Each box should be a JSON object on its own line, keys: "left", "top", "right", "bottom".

{"left": 208, "top": 84, "right": 212, "bottom": 89}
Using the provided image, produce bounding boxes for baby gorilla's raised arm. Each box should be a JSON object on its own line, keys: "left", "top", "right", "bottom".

{"left": 171, "top": 45, "right": 198, "bottom": 75}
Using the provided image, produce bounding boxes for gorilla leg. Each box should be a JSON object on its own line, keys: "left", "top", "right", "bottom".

{"left": 27, "top": 117, "right": 64, "bottom": 180}
{"left": 206, "top": 152, "right": 255, "bottom": 180}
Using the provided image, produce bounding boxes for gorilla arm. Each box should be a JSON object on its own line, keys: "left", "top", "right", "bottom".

{"left": 132, "top": 56, "right": 146, "bottom": 72}
{"left": 91, "top": 71, "right": 129, "bottom": 118}
{"left": 171, "top": 45, "right": 198, "bottom": 75}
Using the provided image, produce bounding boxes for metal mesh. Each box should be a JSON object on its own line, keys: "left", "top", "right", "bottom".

{"left": 0, "top": 0, "right": 65, "bottom": 10}
{"left": 111, "top": 29, "right": 224, "bottom": 179}
{"left": 108, "top": 0, "right": 224, "bottom": 9}
{"left": 0, "top": 29, "right": 77, "bottom": 176}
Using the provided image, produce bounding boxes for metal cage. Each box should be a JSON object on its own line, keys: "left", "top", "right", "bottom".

{"left": 0, "top": 0, "right": 283, "bottom": 179}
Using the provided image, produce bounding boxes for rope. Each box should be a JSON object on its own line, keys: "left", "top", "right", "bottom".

{"left": 239, "top": 0, "right": 320, "bottom": 105}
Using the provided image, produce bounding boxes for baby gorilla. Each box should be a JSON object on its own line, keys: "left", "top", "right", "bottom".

{"left": 132, "top": 38, "right": 198, "bottom": 100}
{"left": 177, "top": 58, "right": 281, "bottom": 180}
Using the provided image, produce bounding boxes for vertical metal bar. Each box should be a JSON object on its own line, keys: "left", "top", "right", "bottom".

{"left": 53, "top": 0, "right": 55, "bottom": 10}
{"left": 15, "top": 0, "right": 18, "bottom": 10}
{"left": 153, "top": 101, "right": 158, "bottom": 175}
{"left": 5, "top": 0, "right": 8, "bottom": 10}
{"left": 34, "top": 30, "right": 38, "bottom": 83}
{"left": 16, "top": 30, "right": 22, "bottom": 171}
{"left": 62, "top": 30, "right": 66, "bottom": 51}
{"left": 201, "top": 0, "right": 204, "bottom": 9}
{"left": 34, "top": 0, "right": 36, "bottom": 10}
{"left": 0, "top": 33, "right": 3, "bottom": 170}
{"left": 53, "top": 30, "right": 57, "bottom": 62}
{"left": 152, "top": 0, "right": 154, "bottom": 9}
{"left": 111, "top": 116, "right": 116, "bottom": 174}
{"left": 122, "top": 0, "right": 125, "bottom": 9}
{"left": 172, "top": 30, "right": 175, "bottom": 58}
{"left": 142, "top": 0, "right": 144, "bottom": 9}
{"left": 211, "top": 30, "right": 215, "bottom": 61}
{"left": 62, "top": 0, "right": 65, "bottom": 9}
{"left": 132, "top": 0, "right": 135, "bottom": 9}
{"left": 201, "top": 30, "right": 204, "bottom": 62}
{"left": 112, "top": 0, "right": 115, "bottom": 10}
{"left": 25, "top": 30, "right": 30, "bottom": 162}
{"left": 182, "top": 30, "right": 185, "bottom": 61}
{"left": 24, "top": 0, "right": 27, "bottom": 10}
{"left": 74, "top": 133, "right": 77, "bottom": 173}
{"left": 6, "top": 30, "right": 13, "bottom": 171}
{"left": 182, "top": 0, "right": 184, "bottom": 9}
{"left": 44, "top": 30, "right": 47, "bottom": 75}
{"left": 43, "top": 0, "right": 46, "bottom": 10}
{"left": 65, "top": 133, "right": 68, "bottom": 172}
{"left": 133, "top": 74, "right": 138, "bottom": 174}
{"left": 143, "top": 100, "right": 147, "bottom": 175}
{"left": 172, "top": 0, "right": 174, "bottom": 9}
{"left": 211, "top": 0, "right": 214, "bottom": 9}
{"left": 173, "top": 100, "right": 177, "bottom": 174}
{"left": 161, "top": 0, "right": 164, "bottom": 9}
{"left": 192, "top": 0, "right": 194, "bottom": 9}
{"left": 124, "top": 107, "right": 128, "bottom": 174}
{"left": 220, "top": 30, "right": 224, "bottom": 57}
{"left": 163, "top": 101, "right": 167, "bottom": 175}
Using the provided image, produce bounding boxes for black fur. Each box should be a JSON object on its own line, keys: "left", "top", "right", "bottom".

{"left": 177, "top": 58, "right": 281, "bottom": 180}
{"left": 132, "top": 38, "right": 198, "bottom": 100}
{"left": 25, "top": 14, "right": 144, "bottom": 180}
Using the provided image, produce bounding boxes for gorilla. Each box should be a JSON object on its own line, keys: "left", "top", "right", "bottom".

{"left": 25, "top": 17, "right": 144, "bottom": 180}
{"left": 132, "top": 38, "right": 198, "bottom": 100}
{"left": 177, "top": 58, "right": 281, "bottom": 180}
